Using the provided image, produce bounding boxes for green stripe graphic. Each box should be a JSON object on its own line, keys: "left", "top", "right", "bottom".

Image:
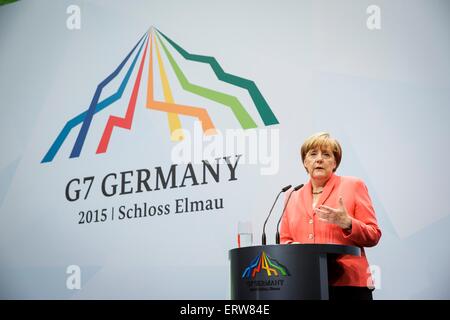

{"left": 156, "top": 32, "right": 257, "bottom": 129}
{"left": 157, "top": 29, "right": 279, "bottom": 126}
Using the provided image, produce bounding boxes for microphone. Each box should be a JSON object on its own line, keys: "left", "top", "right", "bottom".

{"left": 262, "top": 185, "right": 292, "bottom": 245}
{"left": 275, "top": 184, "right": 304, "bottom": 244}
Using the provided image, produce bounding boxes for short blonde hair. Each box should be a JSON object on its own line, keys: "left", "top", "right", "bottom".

{"left": 301, "top": 132, "right": 342, "bottom": 172}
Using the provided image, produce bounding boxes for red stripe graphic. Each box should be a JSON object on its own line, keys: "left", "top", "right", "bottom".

{"left": 96, "top": 34, "right": 150, "bottom": 154}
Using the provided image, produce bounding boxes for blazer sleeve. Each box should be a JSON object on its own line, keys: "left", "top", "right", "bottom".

{"left": 342, "top": 179, "right": 382, "bottom": 247}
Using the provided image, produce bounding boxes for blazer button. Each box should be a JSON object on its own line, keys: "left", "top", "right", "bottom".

{"left": 308, "top": 234, "right": 314, "bottom": 239}
{"left": 309, "top": 219, "right": 313, "bottom": 224}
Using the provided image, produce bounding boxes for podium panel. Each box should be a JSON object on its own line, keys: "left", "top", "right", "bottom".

{"left": 229, "top": 244, "right": 360, "bottom": 300}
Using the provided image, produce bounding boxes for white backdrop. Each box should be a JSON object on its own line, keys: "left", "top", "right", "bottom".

{"left": 0, "top": 0, "right": 449, "bottom": 299}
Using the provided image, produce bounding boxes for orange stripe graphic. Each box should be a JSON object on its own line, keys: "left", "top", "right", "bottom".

{"left": 146, "top": 32, "right": 216, "bottom": 140}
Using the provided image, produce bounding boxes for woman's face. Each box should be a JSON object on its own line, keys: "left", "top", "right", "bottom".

{"left": 303, "top": 147, "right": 336, "bottom": 181}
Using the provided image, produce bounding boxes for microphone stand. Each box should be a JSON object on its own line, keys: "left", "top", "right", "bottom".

{"left": 262, "top": 185, "right": 291, "bottom": 245}
{"left": 275, "top": 184, "right": 304, "bottom": 244}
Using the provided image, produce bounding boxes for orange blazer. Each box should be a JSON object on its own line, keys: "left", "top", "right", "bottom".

{"left": 280, "top": 173, "right": 382, "bottom": 287}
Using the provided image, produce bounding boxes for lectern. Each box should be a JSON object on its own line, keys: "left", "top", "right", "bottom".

{"left": 229, "top": 244, "right": 360, "bottom": 300}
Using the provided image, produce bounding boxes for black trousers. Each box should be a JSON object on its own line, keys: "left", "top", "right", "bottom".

{"left": 328, "top": 286, "right": 374, "bottom": 300}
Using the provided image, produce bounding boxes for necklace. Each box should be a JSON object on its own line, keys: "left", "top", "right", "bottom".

{"left": 312, "top": 190, "right": 323, "bottom": 195}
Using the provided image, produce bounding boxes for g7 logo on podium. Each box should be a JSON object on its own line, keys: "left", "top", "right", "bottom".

{"left": 242, "top": 251, "right": 290, "bottom": 279}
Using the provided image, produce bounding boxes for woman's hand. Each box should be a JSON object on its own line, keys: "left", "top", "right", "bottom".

{"left": 314, "top": 196, "right": 352, "bottom": 230}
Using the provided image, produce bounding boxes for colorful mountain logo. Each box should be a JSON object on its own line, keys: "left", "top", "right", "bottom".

{"left": 242, "top": 251, "right": 290, "bottom": 279}
{"left": 42, "top": 28, "right": 278, "bottom": 163}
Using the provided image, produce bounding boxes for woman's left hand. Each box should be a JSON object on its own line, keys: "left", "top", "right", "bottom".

{"left": 314, "top": 196, "right": 352, "bottom": 230}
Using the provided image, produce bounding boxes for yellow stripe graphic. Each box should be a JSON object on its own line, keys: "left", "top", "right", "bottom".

{"left": 154, "top": 33, "right": 183, "bottom": 139}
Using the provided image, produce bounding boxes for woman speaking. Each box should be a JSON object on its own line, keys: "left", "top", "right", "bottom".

{"left": 280, "top": 132, "right": 382, "bottom": 300}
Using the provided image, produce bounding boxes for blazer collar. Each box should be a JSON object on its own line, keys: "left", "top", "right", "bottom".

{"left": 304, "top": 173, "right": 339, "bottom": 217}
